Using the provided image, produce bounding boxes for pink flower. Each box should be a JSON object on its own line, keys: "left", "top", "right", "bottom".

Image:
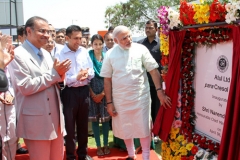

{"left": 158, "top": 6, "right": 169, "bottom": 36}
{"left": 172, "top": 120, "right": 182, "bottom": 128}
{"left": 177, "top": 100, "right": 182, "bottom": 108}
{"left": 175, "top": 111, "right": 181, "bottom": 118}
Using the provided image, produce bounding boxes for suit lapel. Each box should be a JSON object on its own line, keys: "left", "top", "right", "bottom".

{"left": 22, "top": 42, "right": 42, "bottom": 70}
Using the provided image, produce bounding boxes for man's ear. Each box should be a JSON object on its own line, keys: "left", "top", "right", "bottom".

{"left": 65, "top": 36, "right": 69, "bottom": 42}
{"left": 114, "top": 38, "right": 118, "bottom": 44}
{"left": 26, "top": 27, "right": 32, "bottom": 36}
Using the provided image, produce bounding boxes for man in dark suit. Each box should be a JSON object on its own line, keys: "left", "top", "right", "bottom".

{"left": 138, "top": 20, "right": 161, "bottom": 143}
{"left": 9, "top": 16, "right": 71, "bottom": 160}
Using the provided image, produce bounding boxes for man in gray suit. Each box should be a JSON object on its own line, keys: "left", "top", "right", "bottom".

{"left": 9, "top": 16, "right": 71, "bottom": 160}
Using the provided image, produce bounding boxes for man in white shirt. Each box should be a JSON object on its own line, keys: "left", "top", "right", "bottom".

{"left": 100, "top": 25, "right": 171, "bottom": 160}
{"left": 55, "top": 25, "right": 94, "bottom": 160}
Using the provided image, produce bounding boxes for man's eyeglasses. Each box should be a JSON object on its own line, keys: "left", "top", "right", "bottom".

{"left": 47, "top": 41, "right": 54, "bottom": 45}
{"left": 34, "top": 29, "right": 50, "bottom": 35}
{"left": 56, "top": 36, "right": 65, "bottom": 38}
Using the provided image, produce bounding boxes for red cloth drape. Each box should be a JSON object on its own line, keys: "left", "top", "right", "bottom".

{"left": 152, "top": 30, "right": 186, "bottom": 141}
{"left": 218, "top": 26, "right": 240, "bottom": 160}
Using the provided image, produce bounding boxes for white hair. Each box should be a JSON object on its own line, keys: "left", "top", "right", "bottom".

{"left": 112, "top": 25, "right": 130, "bottom": 39}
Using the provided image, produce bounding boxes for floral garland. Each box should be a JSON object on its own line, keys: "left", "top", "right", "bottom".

{"left": 165, "top": 0, "right": 240, "bottom": 29}
{"left": 158, "top": 6, "right": 169, "bottom": 36}
{"left": 158, "top": 6, "right": 170, "bottom": 81}
{"left": 160, "top": 27, "right": 233, "bottom": 160}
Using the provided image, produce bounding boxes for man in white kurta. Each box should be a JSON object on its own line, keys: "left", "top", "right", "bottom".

{"left": 101, "top": 40, "right": 157, "bottom": 138}
{"left": 100, "top": 26, "right": 171, "bottom": 160}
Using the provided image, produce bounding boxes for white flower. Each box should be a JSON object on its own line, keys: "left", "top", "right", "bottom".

{"left": 230, "top": 13, "right": 237, "bottom": 21}
{"left": 196, "top": 149, "right": 205, "bottom": 158}
{"left": 168, "top": 8, "right": 181, "bottom": 29}
{"left": 225, "top": 2, "right": 240, "bottom": 24}
{"left": 225, "top": 3, "right": 232, "bottom": 12}
{"left": 203, "top": 151, "right": 209, "bottom": 160}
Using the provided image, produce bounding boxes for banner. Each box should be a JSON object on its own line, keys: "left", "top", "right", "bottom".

{"left": 194, "top": 41, "right": 233, "bottom": 142}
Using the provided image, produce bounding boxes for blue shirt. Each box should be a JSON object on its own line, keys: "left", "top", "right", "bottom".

{"left": 25, "top": 40, "right": 41, "bottom": 59}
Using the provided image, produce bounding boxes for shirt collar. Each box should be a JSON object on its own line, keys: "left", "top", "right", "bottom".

{"left": 105, "top": 46, "right": 109, "bottom": 51}
{"left": 25, "top": 39, "right": 40, "bottom": 55}
{"left": 143, "top": 36, "right": 159, "bottom": 43}
{"left": 63, "top": 44, "right": 83, "bottom": 53}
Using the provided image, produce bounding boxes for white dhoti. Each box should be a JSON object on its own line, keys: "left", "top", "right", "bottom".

{"left": 112, "top": 93, "right": 151, "bottom": 139}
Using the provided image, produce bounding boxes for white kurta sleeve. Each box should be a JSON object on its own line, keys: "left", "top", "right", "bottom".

{"left": 100, "top": 52, "right": 113, "bottom": 78}
{"left": 141, "top": 46, "right": 159, "bottom": 72}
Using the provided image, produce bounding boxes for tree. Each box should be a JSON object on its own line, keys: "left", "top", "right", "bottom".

{"left": 104, "top": 0, "right": 193, "bottom": 31}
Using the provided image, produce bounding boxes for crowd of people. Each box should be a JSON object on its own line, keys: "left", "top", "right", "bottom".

{"left": 0, "top": 16, "right": 171, "bottom": 160}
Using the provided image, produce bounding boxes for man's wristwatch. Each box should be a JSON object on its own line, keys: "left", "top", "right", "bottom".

{"left": 156, "top": 87, "right": 162, "bottom": 91}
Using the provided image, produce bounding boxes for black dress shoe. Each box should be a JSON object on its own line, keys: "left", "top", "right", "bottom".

{"left": 16, "top": 147, "right": 28, "bottom": 154}
{"left": 126, "top": 156, "right": 136, "bottom": 160}
{"left": 88, "top": 133, "right": 94, "bottom": 137}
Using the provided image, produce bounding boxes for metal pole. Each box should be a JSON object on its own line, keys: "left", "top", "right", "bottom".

{"left": 179, "top": 19, "right": 240, "bottom": 30}
{"left": 14, "top": 0, "right": 18, "bottom": 27}
{"left": 9, "top": 0, "right": 12, "bottom": 35}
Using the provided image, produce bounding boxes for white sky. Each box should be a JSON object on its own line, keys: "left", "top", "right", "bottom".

{"left": 22, "top": 0, "right": 128, "bottom": 35}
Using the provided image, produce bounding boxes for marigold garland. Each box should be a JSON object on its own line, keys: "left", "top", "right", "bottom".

{"left": 160, "top": 32, "right": 169, "bottom": 56}
{"left": 160, "top": 28, "right": 169, "bottom": 82}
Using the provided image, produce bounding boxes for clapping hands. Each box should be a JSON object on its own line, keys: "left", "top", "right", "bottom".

{"left": 53, "top": 58, "right": 71, "bottom": 79}
{"left": 77, "top": 68, "right": 89, "bottom": 81}
{"left": 0, "top": 35, "right": 15, "bottom": 69}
